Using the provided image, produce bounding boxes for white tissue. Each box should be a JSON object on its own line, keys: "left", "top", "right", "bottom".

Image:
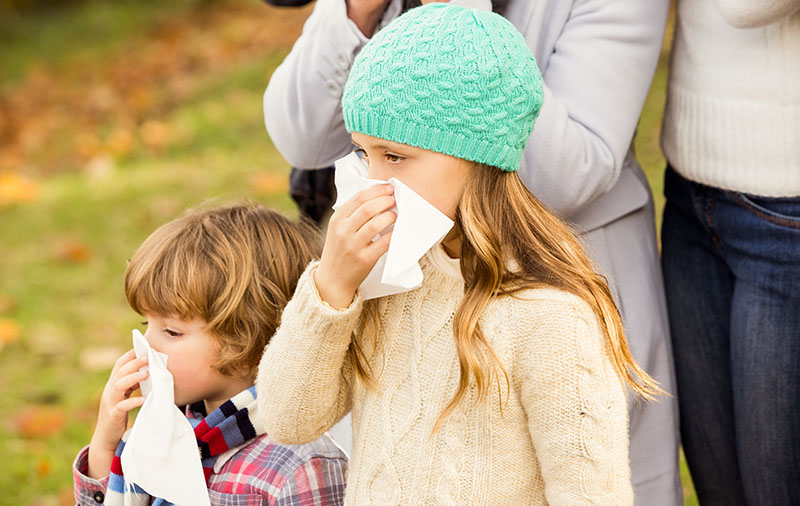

{"left": 120, "top": 329, "right": 210, "bottom": 506}
{"left": 333, "top": 152, "right": 454, "bottom": 300}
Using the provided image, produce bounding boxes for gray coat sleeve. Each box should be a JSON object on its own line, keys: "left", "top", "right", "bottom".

{"left": 263, "top": 0, "right": 403, "bottom": 169}
{"left": 516, "top": 0, "right": 669, "bottom": 218}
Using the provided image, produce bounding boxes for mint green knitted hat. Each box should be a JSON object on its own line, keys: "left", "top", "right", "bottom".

{"left": 342, "top": 3, "right": 543, "bottom": 172}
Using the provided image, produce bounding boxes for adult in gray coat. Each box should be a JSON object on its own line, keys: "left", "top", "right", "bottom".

{"left": 263, "top": 0, "right": 681, "bottom": 504}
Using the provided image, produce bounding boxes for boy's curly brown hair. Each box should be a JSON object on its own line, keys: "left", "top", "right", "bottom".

{"left": 124, "top": 203, "right": 320, "bottom": 378}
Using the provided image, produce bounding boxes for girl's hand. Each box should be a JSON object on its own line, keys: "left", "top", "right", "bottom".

{"left": 314, "top": 184, "right": 396, "bottom": 309}
{"left": 346, "top": 0, "right": 392, "bottom": 37}
{"left": 87, "top": 349, "right": 148, "bottom": 479}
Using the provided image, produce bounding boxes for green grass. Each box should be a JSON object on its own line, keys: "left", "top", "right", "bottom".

{"left": 0, "top": 1, "right": 695, "bottom": 504}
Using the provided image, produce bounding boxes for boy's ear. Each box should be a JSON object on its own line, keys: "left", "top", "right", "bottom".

{"left": 236, "top": 363, "right": 255, "bottom": 381}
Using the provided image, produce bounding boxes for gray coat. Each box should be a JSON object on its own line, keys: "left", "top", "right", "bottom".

{"left": 264, "top": 0, "right": 681, "bottom": 504}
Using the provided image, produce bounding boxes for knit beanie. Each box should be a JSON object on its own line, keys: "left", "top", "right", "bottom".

{"left": 342, "top": 2, "right": 543, "bottom": 172}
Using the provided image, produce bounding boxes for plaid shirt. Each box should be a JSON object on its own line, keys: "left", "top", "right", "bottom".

{"left": 73, "top": 431, "right": 348, "bottom": 506}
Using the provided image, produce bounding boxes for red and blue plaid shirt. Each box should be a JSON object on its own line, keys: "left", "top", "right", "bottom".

{"left": 73, "top": 424, "right": 348, "bottom": 505}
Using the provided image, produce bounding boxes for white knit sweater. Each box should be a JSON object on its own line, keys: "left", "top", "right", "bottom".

{"left": 256, "top": 246, "right": 632, "bottom": 505}
{"left": 661, "top": 0, "right": 800, "bottom": 197}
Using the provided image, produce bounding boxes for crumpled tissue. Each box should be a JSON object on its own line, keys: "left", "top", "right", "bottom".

{"left": 120, "top": 329, "right": 210, "bottom": 506}
{"left": 333, "top": 152, "right": 454, "bottom": 300}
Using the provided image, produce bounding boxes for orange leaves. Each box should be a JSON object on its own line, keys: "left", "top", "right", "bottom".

{"left": 12, "top": 405, "right": 66, "bottom": 439}
{"left": 0, "top": 172, "right": 39, "bottom": 207}
{"left": 0, "top": 317, "right": 21, "bottom": 346}
{"left": 0, "top": 1, "right": 315, "bottom": 180}
{"left": 251, "top": 172, "right": 288, "bottom": 195}
{"left": 0, "top": 297, "right": 20, "bottom": 351}
{"left": 56, "top": 239, "right": 92, "bottom": 264}
{"left": 139, "top": 120, "right": 173, "bottom": 152}
{"left": 106, "top": 126, "right": 134, "bottom": 158}
{"left": 0, "top": 294, "right": 16, "bottom": 313}
{"left": 35, "top": 458, "right": 53, "bottom": 477}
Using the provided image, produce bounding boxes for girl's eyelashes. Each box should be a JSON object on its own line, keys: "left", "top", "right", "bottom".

{"left": 352, "top": 147, "right": 404, "bottom": 163}
{"left": 140, "top": 320, "right": 148, "bottom": 326}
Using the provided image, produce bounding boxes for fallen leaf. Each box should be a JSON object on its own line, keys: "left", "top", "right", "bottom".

{"left": 0, "top": 172, "right": 39, "bottom": 206}
{"left": 140, "top": 119, "right": 172, "bottom": 151}
{"left": 79, "top": 346, "right": 123, "bottom": 371}
{"left": 73, "top": 132, "right": 102, "bottom": 159}
{"left": 56, "top": 239, "right": 92, "bottom": 263}
{"left": 36, "top": 457, "right": 53, "bottom": 476}
{"left": 13, "top": 405, "right": 66, "bottom": 438}
{"left": 0, "top": 149, "right": 24, "bottom": 172}
{"left": 251, "top": 172, "right": 288, "bottom": 194}
{"left": 106, "top": 127, "right": 134, "bottom": 158}
{"left": 0, "top": 317, "right": 21, "bottom": 344}
{"left": 0, "top": 294, "right": 16, "bottom": 313}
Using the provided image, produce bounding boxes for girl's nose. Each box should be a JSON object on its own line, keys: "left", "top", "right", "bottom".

{"left": 366, "top": 162, "right": 389, "bottom": 181}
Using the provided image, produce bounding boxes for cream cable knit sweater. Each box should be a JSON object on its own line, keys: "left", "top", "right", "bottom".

{"left": 257, "top": 246, "right": 632, "bottom": 505}
{"left": 661, "top": 0, "right": 800, "bottom": 197}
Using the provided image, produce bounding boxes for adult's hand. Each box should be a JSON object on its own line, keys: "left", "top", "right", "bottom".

{"left": 347, "top": 0, "right": 392, "bottom": 37}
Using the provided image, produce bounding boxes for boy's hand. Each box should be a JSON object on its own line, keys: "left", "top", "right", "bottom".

{"left": 314, "top": 184, "right": 396, "bottom": 309}
{"left": 87, "top": 349, "right": 148, "bottom": 479}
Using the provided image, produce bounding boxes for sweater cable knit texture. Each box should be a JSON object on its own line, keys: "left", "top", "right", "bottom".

{"left": 257, "top": 246, "right": 632, "bottom": 505}
{"left": 342, "top": 3, "right": 544, "bottom": 172}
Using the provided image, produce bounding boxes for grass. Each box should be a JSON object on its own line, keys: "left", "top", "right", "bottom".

{"left": 0, "top": 1, "right": 695, "bottom": 504}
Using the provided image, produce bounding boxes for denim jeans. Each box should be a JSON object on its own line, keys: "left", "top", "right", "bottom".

{"left": 661, "top": 166, "right": 800, "bottom": 506}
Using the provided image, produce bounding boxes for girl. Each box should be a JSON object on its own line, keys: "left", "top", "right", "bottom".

{"left": 72, "top": 204, "right": 348, "bottom": 506}
{"left": 257, "top": 4, "right": 661, "bottom": 504}
{"left": 265, "top": 0, "right": 681, "bottom": 499}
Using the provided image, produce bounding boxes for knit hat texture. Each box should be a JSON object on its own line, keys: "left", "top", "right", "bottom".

{"left": 342, "top": 3, "right": 543, "bottom": 172}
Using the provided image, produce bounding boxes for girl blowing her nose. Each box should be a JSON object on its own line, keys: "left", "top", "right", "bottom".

{"left": 257, "top": 3, "right": 661, "bottom": 504}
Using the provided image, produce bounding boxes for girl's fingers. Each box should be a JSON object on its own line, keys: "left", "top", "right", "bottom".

{"left": 353, "top": 209, "right": 397, "bottom": 245}
{"left": 335, "top": 184, "right": 394, "bottom": 221}
{"left": 363, "top": 230, "right": 393, "bottom": 264}
{"left": 347, "top": 194, "right": 396, "bottom": 233}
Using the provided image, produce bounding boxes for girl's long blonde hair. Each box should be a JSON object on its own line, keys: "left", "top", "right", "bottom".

{"left": 348, "top": 164, "right": 663, "bottom": 430}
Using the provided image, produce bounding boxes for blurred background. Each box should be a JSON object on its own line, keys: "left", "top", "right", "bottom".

{"left": 0, "top": 1, "right": 691, "bottom": 504}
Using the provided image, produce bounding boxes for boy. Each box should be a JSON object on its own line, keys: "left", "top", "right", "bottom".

{"left": 73, "top": 203, "right": 347, "bottom": 505}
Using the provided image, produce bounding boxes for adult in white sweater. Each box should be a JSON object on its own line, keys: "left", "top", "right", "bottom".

{"left": 660, "top": 1, "right": 800, "bottom": 504}
{"left": 263, "top": 0, "right": 682, "bottom": 503}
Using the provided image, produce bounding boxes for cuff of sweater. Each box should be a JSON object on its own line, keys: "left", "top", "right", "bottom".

{"left": 285, "top": 261, "right": 364, "bottom": 353}
{"left": 73, "top": 445, "right": 110, "bottom": 505}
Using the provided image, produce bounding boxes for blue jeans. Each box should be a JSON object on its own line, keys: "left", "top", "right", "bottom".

{"left": 661, "top": 167, "right": 800, "bottom": 506}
